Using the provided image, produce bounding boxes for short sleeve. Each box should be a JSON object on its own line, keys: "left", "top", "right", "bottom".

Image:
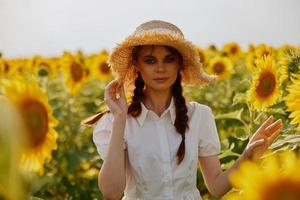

{"left": 197, "top": 105, "right": 221, "bottom": 157}
{"left": 92, "top": 112, "right": 127, "bottom": 161}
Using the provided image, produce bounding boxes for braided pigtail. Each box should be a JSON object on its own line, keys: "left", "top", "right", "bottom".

{"left": 172, "top": 73, "right": 189, "bottom": 165}
{"left": 128, "top": 72, "right": 145, "bottom": 117}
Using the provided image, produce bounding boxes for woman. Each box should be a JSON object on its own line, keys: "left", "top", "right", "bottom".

{"left": 84, "top": 20, "right": 282, "bottom": 199}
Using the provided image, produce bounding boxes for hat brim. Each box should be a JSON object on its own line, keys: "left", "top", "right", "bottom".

{"left": 108, "top": 31, "right": 217, "bottom": 91}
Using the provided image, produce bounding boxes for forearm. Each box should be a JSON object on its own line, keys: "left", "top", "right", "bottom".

{"left": 209, "top": 155, "right": 246, "bottom": 198}
{"left": 98, "top": 115, "right": 127, "bottom": 199}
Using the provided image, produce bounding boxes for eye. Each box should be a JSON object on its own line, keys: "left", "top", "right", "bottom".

{"left": 164, "top": 55, "right": 176, "bottom": 63}
{"left": 144, "top": 58, "right": 156, "bottom": 64}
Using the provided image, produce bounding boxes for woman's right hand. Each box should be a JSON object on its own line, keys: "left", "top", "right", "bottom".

{"left": 104, "top": 79, "right": 128, "bottom": 118}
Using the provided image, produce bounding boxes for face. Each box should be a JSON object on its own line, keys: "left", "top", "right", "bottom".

{"left": 134, "top": 45, "right": 181, "bottom": 92}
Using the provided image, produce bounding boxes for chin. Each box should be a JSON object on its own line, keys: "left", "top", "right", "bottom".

{"left": 152, "top": 83, "right": 172, "bottom": 91}
{"left": 145, "top": 79, "right": 175, "bottom": 91}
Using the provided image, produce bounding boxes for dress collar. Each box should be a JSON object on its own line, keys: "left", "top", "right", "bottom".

{"left": 137, "top": 97, "right": 176, "bottom": 126}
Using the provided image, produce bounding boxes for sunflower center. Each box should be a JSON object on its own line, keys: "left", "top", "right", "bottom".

{"left": 21, "top": 99, "right": 49, "bottom": 147}
{"left": 18, "top": 67, "right": 23, "bottom": 74}
{"left": 38, "top": 62, "right": 50, "bottom": 77}
{"left": 99, "top": 62, "right": 110, "bottom": 74}
{"left": 213, "top": 62, "right": 225, "bottom": 74}
{"left": 262, "top": 50, "right": 271, "bottom": 57}
{"left": 261, "top": 179, "right": 300, "bottom": 200}
{"left": 71, "top": 62, "right": 83, "bottom": 82}
{"left": 230, "top": 46, "right": 238, "bottom": 54}
{"left": 256, "top": 71, "right": 276, "bottom": 98}
{"left": 4, "top": 63, "right": 10, "bottom": 73}
{"left": 85, "top": 68, "right": 90, "bottom": 76}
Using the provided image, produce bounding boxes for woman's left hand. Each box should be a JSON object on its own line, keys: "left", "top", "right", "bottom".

{"left": 242, "top": 115, "right": 283, "bottom": 160}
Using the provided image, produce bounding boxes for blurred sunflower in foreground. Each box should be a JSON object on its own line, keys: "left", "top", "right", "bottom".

{"left": 1, "top": 77, "right": 58, "bottom": 175}
{"left": 225, "top": 151, "right": 300, "bottom": 200}
{"left": 0, "top": 97, "right": 27, "bottom": 200}
{"left": 284, "top": 75, "right": 300, "bottom": 131}
{"left": 247, "top": 55, "right": 281, "bottom": 111}
{"left": 206, "top": 56, "right": 233, "bottom": 80}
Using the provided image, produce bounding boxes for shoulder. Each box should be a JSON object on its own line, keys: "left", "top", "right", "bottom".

{"left": 94, "top": 112, "right": 114, "bottom": 133}
{"left": 187, "top": 101, "right": 213, "bottom": 117}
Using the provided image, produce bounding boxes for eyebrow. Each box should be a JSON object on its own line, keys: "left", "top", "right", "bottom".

{"left": 143, "top": 54, "right": 174, "bottom": 59}
{"left": 143, "top": 55, "right": 155, "bottom": 59}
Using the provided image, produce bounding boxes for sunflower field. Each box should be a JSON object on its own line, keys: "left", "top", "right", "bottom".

{"left": 1, "top": 43, "right": 300, "bottom": 200}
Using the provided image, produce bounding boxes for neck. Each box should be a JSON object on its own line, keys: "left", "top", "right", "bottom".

{"left": 142, "top": 88, "right": 172, "bottom": 117}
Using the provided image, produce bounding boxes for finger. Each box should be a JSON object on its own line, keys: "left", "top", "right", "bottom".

{"left": 104, "top": 80, "right": 118, "bottom": 95}
{"left": 267, "top": 128, "right": 281, "bottom": 143}
{"left": 244, "top": 139, "right": 266, "bottom": 159}
{"left": 254, "top": 115, "right": 273, "bottom": 136}
{"left": 105, "top": 80, "right": 119, "bottom": 95}
{"left": 106, "top": 79, "right": 118, "bottom": 88}
{"left": 119, "top": 82, "right": 126, "bottom": 98}
{"left": 265, "top": 119, "right": 282, "bottom": 137}
{"left": 256, "top": 115, "right": 274, "bottom": 132}
{"left": 248, "top": 138, "right": 265, "bottom": 150}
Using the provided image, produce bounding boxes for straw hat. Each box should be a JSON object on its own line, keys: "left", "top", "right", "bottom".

{"left": 108, "top": 20, "right": 217, "bottom": 92}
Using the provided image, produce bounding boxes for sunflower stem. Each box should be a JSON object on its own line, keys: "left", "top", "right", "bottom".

{"left": 240, "top": 118, "right": 251, "bottom": 135}
{"left": 247, "top": 102, "right": 255, "bottom": 135}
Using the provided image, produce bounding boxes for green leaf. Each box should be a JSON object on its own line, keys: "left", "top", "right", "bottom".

{"left": 271, "top": 133, "right": 300, "bottom": 149}
{"left": 215, "top": 108, "right": 244, "bottom": 121}
{"left": 219, "top": 149, "right": 240, "bottom": 160}
{"left": 232, "top": 93, "right": 247, "bottom": 105}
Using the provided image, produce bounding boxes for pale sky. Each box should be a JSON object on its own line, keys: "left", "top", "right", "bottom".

{"left": 0, "top": 0, "right": 299, "bottom": 58}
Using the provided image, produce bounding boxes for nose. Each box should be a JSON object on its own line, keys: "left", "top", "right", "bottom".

{"left": 155, "top": 62, "right": 165, "bottom": 72}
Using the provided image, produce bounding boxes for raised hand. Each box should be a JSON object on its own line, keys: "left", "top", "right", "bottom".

{"left": 242, "top": 115, "right": 283, "bottom": 160}
{"left": 104, "top": 79, "right": 128, "bottom": 118}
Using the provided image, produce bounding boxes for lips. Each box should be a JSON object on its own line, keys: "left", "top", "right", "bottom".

{"left": 153, "top": 77, "right": 168, "bottom": 80}
{"left": 153, "top": 77, "right": 168, "bottom": 83}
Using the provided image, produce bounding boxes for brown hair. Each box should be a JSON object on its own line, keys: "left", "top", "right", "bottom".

{"left": 82, "top": 45, "right": 189, "bottom": 165}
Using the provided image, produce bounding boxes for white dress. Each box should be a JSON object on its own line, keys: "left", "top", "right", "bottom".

{"left": 93, "top": 97, "right": 221, "bottom": 200}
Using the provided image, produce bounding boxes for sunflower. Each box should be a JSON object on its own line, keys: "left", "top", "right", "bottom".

{"left": 245, "top": 52, "right": 257, "bottom": 72}
{"left": 247, "top": 43, "right": 256, "bottom": 53}
{"left": 247, "top": 55, "right": 281, "bottom": 111}
{"left": 1, "top": 77, "right": 58, "bottom": 175}
{"left": 30, "top": 56, "right": 58, "bottom": 78}
{"left": 279, "top": 47, "right": 300, "bottom": 83}
{"left": 0, "top": 59, "right": 27, "bottom": 78}
{"left": 91, "top": 50, "right": 112, "bottom": 82}
{"left": 60, "top": 51, "right": 87, "bottom": 95}
{"left": 284, "top": 75, "right": 300, "bottom": 131}
{"left": 19, "top": 58, "right": 32, "bottom": 76}
{"left": 9, "top": 58, "right": 31, "bottom": 78}
{"left": 277, "top": 44, "right": 294, "bottom": 58}
{"left": 255, "top": 44, "right": 275, "bottom": 59}
{"left": 223, "top": 42, "right": 243, "bottom": 60}
{"left": 197, "top": 47, "right": 208, "bottom": 67}
{"left": 206, "top": 44, "right": 219, "bottom": 58}
{"left": 225, "top": 151, "right": 300, "bottom": 200}
{"left": 206, "top": 56, "right": 233, "bottom": 80}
